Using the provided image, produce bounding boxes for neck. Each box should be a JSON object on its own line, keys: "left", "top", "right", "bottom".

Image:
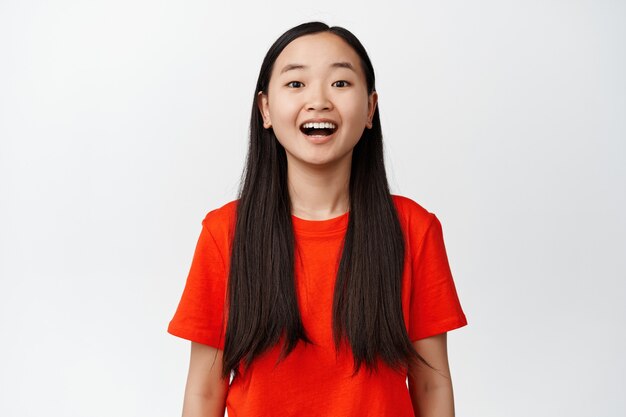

{"left": 286, "top": 154, "right": 351, "bottom": 221}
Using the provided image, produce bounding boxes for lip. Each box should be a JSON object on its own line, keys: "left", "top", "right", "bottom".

{"left": 301, "top": 129, "right": 337, "bottom": 144}
{"left": 299, "top": 117, "right": 339, "bottom": 145}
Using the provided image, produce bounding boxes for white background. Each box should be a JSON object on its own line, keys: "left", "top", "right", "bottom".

{"left": 1, "top": 1, "right": 624, "bottom": 416}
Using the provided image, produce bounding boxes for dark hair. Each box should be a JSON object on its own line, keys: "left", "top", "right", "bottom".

{"left": 219, "top": 21, "right": 435, "bottom": 381}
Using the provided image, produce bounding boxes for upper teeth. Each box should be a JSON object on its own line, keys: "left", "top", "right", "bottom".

{"left": 302, "top": 122, "right": 336, "bottom": 129}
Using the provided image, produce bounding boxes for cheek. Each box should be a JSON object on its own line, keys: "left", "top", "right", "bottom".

{"left": 342, "top": 96, "right": 370, "bottom": 125}
{"left": 270, "top": 97, "right": 300, "bottom": 124}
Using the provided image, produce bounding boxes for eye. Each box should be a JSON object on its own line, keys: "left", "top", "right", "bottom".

{"left": 333, "top": 80, "right": 351, "bottom": 88}
{"left": 286, "top": 81, "right": 304, "bottom": 88}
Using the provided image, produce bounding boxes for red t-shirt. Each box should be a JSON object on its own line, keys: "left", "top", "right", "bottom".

{"left": 168, "top": 194, "right": 468, "bottom": 417}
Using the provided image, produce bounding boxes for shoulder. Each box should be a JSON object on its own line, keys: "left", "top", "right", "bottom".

{"left": 390, "top": 194, "right": 442, "bottom": 259}
{"left": 391, "top": 194, "right": 436, "bottom": 231}
{"left": 200, "top": 198, "right": 239, "bottom": 244}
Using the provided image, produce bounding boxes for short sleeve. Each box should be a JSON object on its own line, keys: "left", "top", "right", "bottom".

{"left": 409, "top": 213, "right": 468, "bottom": 341}
{"left": 167, "top": 217, "right": 228, "bottom": 350}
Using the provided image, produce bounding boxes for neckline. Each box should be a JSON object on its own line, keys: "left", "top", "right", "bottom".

{"left": 291, "top": 210, "right": 349, "bottom": 235}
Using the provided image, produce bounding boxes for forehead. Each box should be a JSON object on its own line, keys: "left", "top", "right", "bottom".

{"left": 272, "top": 32, "right": 364, "bottom": 77}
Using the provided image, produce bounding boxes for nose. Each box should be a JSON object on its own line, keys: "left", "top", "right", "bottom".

{"left": 305, "top": 84, "right": 333, "bottom": 111}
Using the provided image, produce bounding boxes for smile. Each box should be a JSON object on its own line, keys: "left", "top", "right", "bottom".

{"left": 299, "top": 121, "right": 338, "bottom": 137}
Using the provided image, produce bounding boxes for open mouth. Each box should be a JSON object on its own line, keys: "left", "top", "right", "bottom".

{"left": 299, "top": 121, "right": 338, "bottom": 137}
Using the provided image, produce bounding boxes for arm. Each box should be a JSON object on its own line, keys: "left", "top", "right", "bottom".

{"left": 407, "top": 332, "right": 456, "bottom": 417}
{"left": 181, "top": 342, "right": 230, "bottom": 417}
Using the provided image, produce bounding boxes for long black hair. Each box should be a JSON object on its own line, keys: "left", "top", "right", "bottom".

{"left": 220, "top": 21, "right": 435, "bottom": 381}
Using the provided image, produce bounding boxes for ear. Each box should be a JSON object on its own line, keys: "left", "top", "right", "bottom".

{"left": 257, "top": 91, "right": 272, "bottom": 129}
{"left": 366, "top": 91, "right": 378, "bottom": 129}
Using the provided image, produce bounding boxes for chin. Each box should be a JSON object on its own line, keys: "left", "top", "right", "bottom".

{"left": 304, "top": 153, "right": 353, "bottom": 168}
{"left": 284, "top": 146, "right": 352, "bottom": 167}
{"left": 285, "top": 152, "right": 330, "bottom": 167}
{"left": 302, "top": 157, "right": 335, "bottom": 166}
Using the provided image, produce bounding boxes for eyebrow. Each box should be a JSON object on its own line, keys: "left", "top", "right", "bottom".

{"left": 279, "top": 62, "right": 356, "bottom": 74}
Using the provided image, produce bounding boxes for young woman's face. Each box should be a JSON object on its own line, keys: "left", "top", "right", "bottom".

{"left": 257, "top": 32, "right": 377, "bottom": 168}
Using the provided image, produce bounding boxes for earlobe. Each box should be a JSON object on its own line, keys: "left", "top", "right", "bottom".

{"left": 257, "top": 91, "right": 272, "bottom": 129}
{"left": 366, "top": 91, "right": 378, "bottom": 129}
